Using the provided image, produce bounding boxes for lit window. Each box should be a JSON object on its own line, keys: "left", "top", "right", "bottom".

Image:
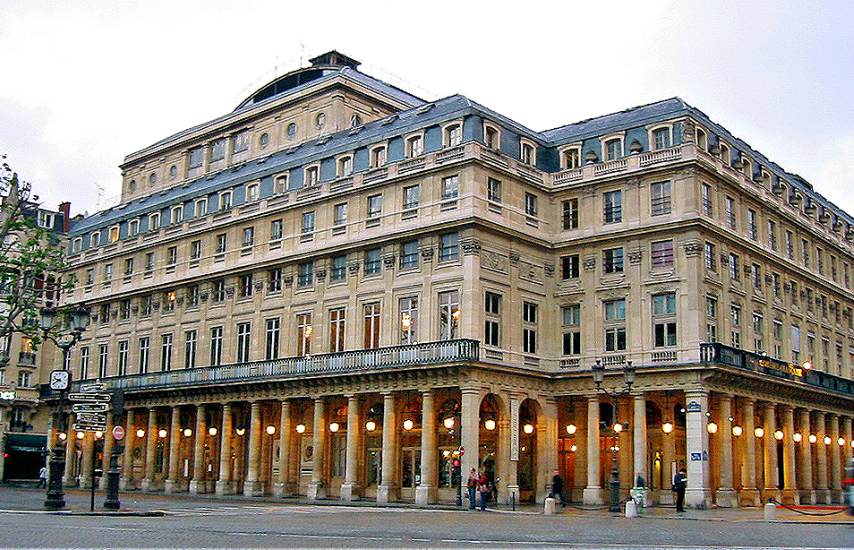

{"left": 109, "top": 226, "right": 119, "bottom": 243}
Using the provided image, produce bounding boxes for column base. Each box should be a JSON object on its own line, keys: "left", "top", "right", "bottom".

{"left": 141, "top": 478, "right": 159, "bottom": 492}
{"left": 658, "top": 489, "right": 674, "bottom": 505}
{"left": 780, "top": 489, "right": 799, "bottom": 505}
{"left": 243, "top": 480, "right": 265, "bottom": 497}
{"left": 738, "top": 488, "right": 761, "bottom": 507}
{"left": 815, "top": 489, "right": 831, "bottom": 504}
{"left": 340, "top": 482, "right": 362, "bottom": 501}
{"left": 215, "top": 480, "right": 235, "bottom": 496}
{"left": 686, "top": 488, "right": 713, "bottom": 509}
{"left": 506, "top": 484, "right": 520, "bottom": 506}
{"left": 582, "top": 486, "right": 604, "bottom": 506}
{"left": 272, "top": 482, "right": 295, "bottom": 498}
{"left": 307, "top": 481, "right": 326, "bottom": 501}
{"left": 414, "top": 484, "right": 435, "bottom": 505}
{"left": 799, "top": 489, "right": 817, "bottom": 504}
{"left": 119, "top": 478, "right": 135, "bottom": 491}
{"left": 376, "top": 484, "right": 398, "bottom": 504}
{"left": 715, "top": 488, "right": 738, "bottom": 508}
{"left": 760, "top": 488, "right": 780, "bottom": 504}
{"left": 164, "top": 479, "right": 185, "bottom": 493}
{"left": 80, "top": 476, "right": 94, "bottom": 490}
{"left": 98, "top": 477, "right": 108, "bottom": 491}
{"left": 188, "top": 480, "right": 208, "bottom": 494}
{"left": 830, "top": 490, "right": 844, "bottom": 504}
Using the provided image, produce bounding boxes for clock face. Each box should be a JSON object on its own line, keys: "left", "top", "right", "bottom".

{"left": 49, "top": 370, "right": 69, "bottom": 390}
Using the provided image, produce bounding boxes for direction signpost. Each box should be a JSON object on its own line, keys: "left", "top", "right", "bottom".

{"left": 69, "top": 387, "right": 111, "bottom": 510}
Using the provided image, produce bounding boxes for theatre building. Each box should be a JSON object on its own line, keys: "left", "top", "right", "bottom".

{"left": 57, "top": 51, "right": 854, "bottom": 507}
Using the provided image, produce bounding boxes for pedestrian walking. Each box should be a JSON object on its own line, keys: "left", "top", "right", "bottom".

{"left": 37, "top": 466, "right": 47, "bottom": 488}
{"left": 467, "top": 468, "right": 478, "bottom": 509}
{"left": 550, "top": 469, "right": 567, "bottom": 506}
{"left": 673, "top": 468, "right": 687, "bottom": 512}
{"left": 477, "top": 473, "right": 490, "bottom": 511}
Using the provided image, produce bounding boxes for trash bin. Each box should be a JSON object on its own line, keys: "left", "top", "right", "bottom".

{"left": 630, "top": 487, "right": 646, "bottom": 514}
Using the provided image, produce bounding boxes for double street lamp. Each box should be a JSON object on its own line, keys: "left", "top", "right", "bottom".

{"left": 41, "top": 305, "right": 89, "bottom": 510}
{"left": 592, "top": 360, "right": 636, "bottom": 513}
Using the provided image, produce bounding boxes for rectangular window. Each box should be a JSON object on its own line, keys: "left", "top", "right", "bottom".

{"left": 79, "top": 346, "right": 89, "bottom": 379}
{"left": 268, "top": 268, "right": 282, "bottom": 292}
{"left": 768, "top": 220, "right": 777, "bottom": 250}
{"left": 729, "top": 253, "right": 740, "bottom": 281}
{"left": 705, "top": 242, "right": 717, "bottom": 271}
{"left": 242, "top": 227, "right": 255, "bottom": 248}
{"left": 270, "top": 219, "right": 283, "bottom": 241}
{"left": 407, "top": 135, "right": 423, "bottom": 157}
{"left": 725, "top": 197, "right": 736, "bottom": 229}
{"left": 561, "top": 254, "right": 580, "bottom": 279}
{"left": 403, "top": 185, "right": 420, "bottom": 210}
{"left": 195, "top": 198, "right": 208, "bottom": 217}
{"left": 210, "top": 327, "right": 223, "bottom": 367}
{"left": 145, "top": 252, "right": 155, "bottom": 273}
{"left": 186, "top": 285, "right": 199, "bottom": 308}
{"left": 525, "top": 193, "right": 537, "bottom": 217}
{"left": 487, "top": 178, "right": 502, "bottom": 203}
{"left": 167, "top": 246, "right": 177, "bottom": 266}
{"left": 117, "top": 341, "right": 128, "bottom": 376}
{"left": 440, "top": 233, "right": 459, "bottom": 261}
{"left": 604, "top": 191, "right": 622, "bottom": 223}
{"left": 651, "top": 240, "right": 674, "bottom": 267}
{"left": 125, "top": 257, "right": 134, "bottom": 276}
{"left": 298, "top": 262, "right": 313, "bottom": 287}
{"left": 701, "top": 183, "right": 713, "bottom": 216}
{"left": 266, "top": 318, "right": 280, "bottom": 360}
{"left": 562, "top": 198, "right": 579, "bottom": 229}
{"left": 484, "top": 292, "right": 501, "bottom": 347}
{"left": 216, "top": 233, "right": 227, "bottom": 254}
{"left": 802, "top": 239, "right": 810, "bottom": 268}
{"left": 753, "top": 313, "right": 764, "bottom": 352}
{"left": 331, "top": 255, "right": 347, "bottom": 281}
{"left": 327, "top": 308, "right": 346, "bottom": 353}
{"left": 522, "top": 302, "right": 537, "bottom": 353}
{"left": 364, "top": 303, "right": 380, "bottom": 349}
{"left": 748, "top": 209, "right": 758, "bottom": 240}
{"left": 400, "top": 297, "right": 418, "bottom": 344}
{"left": 752, "top": 264, "right": 761, "bottom": 289}
{"left": 149, "top": 213, "right": 161, "bottom": 231}
{"left": 302, "top": 211, "right": 315, "bottom": 234}
{"left": 212, "top": 279, "right": 226, "bottom": 303}
{"left": 184, "top": 330, "right": 197, "bottom": 369}
{"left": 604, "top": 299, "right": 627, "bottom": 352}
{"left": 651, "top": 181, "right": 671, "bottom": 216}
{"left": 438, "top": 290, "right": 460, "bottom": 340}
{"left": 367, "top": 194, "right": 383, "bottom": 218}
{"left": 603, "top": 248, "right": 624, "bottom": 274}
{"left": 232, "top": 130, "right": 249, "bottom": 154}
{"left": 219, "top": 191, "right": 232, "bottom": 210}
{"left": 141, "top": 295, "right": 152, "bottom": 316}
{"left": 236, "top": 322, "right": 251, "bottom": 363}
{"left": 210, "top": 138, "right": 226, "bottom": 162}
{"left": 160, "top": 334, "right": 172, "bottom": 372}
{"left": 706, "top": 296, "right": 718, "bottom": 318}
{"left": 190, "top": 240, "right": 201, "bottom": 260}
{"left": 338, "top": 156, "right": 353, "bottom": 177}
{"left": 138, "top": 337, "right": 149, "bottom": 374}
{"left": 442, "top": 175, "right": 459, "bottom": 200}
{"left": 98, "top": 344, "right": 109, "bottom": 378}
{"left": 334, "top": 203, "right": 348, "bottom": 226}
{"left": 305, "top": 166, "right": 319, "bottom": 187}
{"left": 239, "top": 274, "right": 253, "bottom": 298}
{"left": 401, "top": 241, "right": 419, "bottom": 269}
{"left": 365, "top": 248, "right": 382, "bottom": 275}
{"left": 786, "top": 230, "right": 794, "bottom": 260}
{"left": 653, "top": 293, "right": 677, "bottom": 347}
{"left": 653, "top": 127, "right": 670, "bottom": 150}
{"left": 562, "top": 304, "right": 581, "bottom": 355}
{"left": 128, "top": 219, "right": 139, "bottom": 236}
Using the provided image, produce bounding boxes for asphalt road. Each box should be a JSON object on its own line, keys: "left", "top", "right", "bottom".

{"left": 1, "top": 487, "right": 852, "bottom": 549}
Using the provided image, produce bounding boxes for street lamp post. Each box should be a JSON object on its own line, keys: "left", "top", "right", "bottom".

{"left": 592, "top": 360, "right": 636, "bottom": 513}
{"left": 42, "top": 305, "right": 89, "bottom": 510}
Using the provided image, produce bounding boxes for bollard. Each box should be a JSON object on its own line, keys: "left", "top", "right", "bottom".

{"left": 763, "top": 502, "right": 776, "bottom": 521}
{"left": 544, "top": 497, "right": 556, "bottom": 515}
{"left": 625, "top": 499, "right": 638, "bottom": 518}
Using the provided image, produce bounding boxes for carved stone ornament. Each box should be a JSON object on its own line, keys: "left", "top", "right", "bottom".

{"left": 315, "top": 268, "right": 326, "bottom": 281}
{"left": 462, "top": 239, "right": 481, "bottom": 256}
{"left": 628, "top": 249, "right": 642, "bottom": 266}
{"left": 583, "top": 256, "right": 596, "bottom": 271}
{"left": 200, "top": 291, "right": 209, "bottom": 302}
{"left": 254, "top": 281, "right": 264, "bottom": 291}
{"left": 543, "top": 264, "right": 555, "bottom": 277}
{"left": 420, "top": 248, "right": 434, "bottom": 261}
{"left": 720, "top": 254, "right": 729, "bottom": 267}
{"left": 383, "top": 254, "right": 396, "bottom": 268}
{"left": 348, "top": 262, "right": 362, "bottom": 274}
{"left": 682, "top": 240, "right": 702, "bottom": 257}
{"left": 283, "top": 275, "right": 294, "bottom": 287}
{"left": 226, "top": 286, "right": 235, "bottom": 297}
{"left": 483, "top": 250, "right": 507, "bottom": 272}
{"left": 681, "top": 119, "right": 696, "bottom": 144}
{"left": 509, "top": 252, "right": 520, "bottom": 266}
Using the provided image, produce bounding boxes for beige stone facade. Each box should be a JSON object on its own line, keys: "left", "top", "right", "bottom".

{"left": 56, "top": 52, "right": 854, "bottom": 507}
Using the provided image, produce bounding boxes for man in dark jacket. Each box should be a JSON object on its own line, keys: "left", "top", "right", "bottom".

{"left": 673, "top": 468, "right": 687, "bottom": 512}
{"left": 551, "top": 469, "right": 567, "bottom": 506}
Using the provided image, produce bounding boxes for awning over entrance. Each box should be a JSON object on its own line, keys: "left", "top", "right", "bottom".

{"left": 4, "top": 433, "right": 47, "bottom": 453}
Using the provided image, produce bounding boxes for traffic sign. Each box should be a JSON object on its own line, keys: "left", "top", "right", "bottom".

{"left": 80, "top": 383, "right": 107, "bottom": 392}
{"left": 74, "top": 422, "right": 108, "bottom": 432}
{"left": 68, "top": 393, "right": 111, "bottom": 402}
{"left": 72, "top": 403, "right": 109, "bottom": 413}
{"left": 76, "top": 412, "right": 107, "bottom": 424}
{"left": 112, "top": 426, "right": 125, "bottom": 440}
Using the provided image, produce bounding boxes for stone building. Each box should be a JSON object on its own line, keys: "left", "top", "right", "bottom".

{"left": 58, "top": 51, "right": 854, "bottom": 507}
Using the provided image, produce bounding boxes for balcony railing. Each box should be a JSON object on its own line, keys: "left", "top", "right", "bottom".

{"left": 72, "top": 339, "right": 480, "bottom": 393}
{"left": 700, "top": 342, "right": 854, "bottom": 397}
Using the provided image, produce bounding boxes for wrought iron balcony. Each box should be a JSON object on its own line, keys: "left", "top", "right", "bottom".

{"left": 700, "top": 342, "right": 854, "bottom": 397}
{"left": 72, "top": 339, "right": 480, "bottom": 393}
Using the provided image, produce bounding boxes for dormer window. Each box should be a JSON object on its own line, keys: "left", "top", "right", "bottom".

{"left": 696, "top": 128, "right": 708, "bottom": 151}
{"left": 195, "top": 198, "right": 208, "bottom": 217}
{"left": 371, "top": 146, "right": 387, "bottom": 168}
{"left": 520, "top": 141, "right": 536, "bottom": 165}
{"left": 128, "top": 219, "right": 139, "bottom": 237}
{"left": 109, "top": 226, "right": 120, "bottom": 243}
{"left": 210, "top": 138, "right": 227, "bottom": 162}
{"left": 219, "top": 191, "right": 232, "bottom": 211}
{"left": 603, "top": 137, "right": 623, "bottom": 161}
{"left": 287, "top": 122, "right": 297, "bottom": 138}
{"left": 561, "top": 146, "right": 582, "bottom": 169}
{"left": 305, "top": 166, "right": 319, "bottom": 187}
{"left": 149, "top": 213, "right": 161, "bottom": 231}
{"left": 338, "top": 156, "right": 353, "bottom": 177}
{"left": 742, "top": 158, "right": 752, "bottom": 178}
{"left": 72, "top": 238, "right": 82, "bottom": 254}
{"left": 484, "top": 124, "right": 501, "bottom": 150}
{"left": 246, "top": 183, "right": 260, "bottom": 202}
{"left": 90, "top": 232, "right": 101, "bottom": 248}
{"left": 445, "top": 123, "right": 462, "bottom": 147}
{"left": 171, "top": 205, "right": 183, "bottom": 225}
{"left": 169, "top": 165, "right": 178, "bottom": 179}
{"left": 406, "top": 135, "right": 423, "bottom": 158}
{"left": 275, "top": 174, "right": 289, "bottom": 193}
{"left": 650, "top": 127, "right": 671, "bottom": 150}
{"left": 720, "top": 143, "right": 731, "bottom": 165}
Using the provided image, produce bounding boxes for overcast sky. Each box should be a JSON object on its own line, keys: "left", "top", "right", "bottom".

{"left": 1, "top": 1, "right": 852, "bottom": 217}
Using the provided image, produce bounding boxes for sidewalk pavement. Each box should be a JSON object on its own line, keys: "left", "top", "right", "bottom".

{"left": 0, "top": 484, "right": 851, "bottom": 524}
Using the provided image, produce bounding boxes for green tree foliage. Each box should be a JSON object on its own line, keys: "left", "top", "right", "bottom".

{"left": 0, "top": 156, "right": 75, "bottom": 355}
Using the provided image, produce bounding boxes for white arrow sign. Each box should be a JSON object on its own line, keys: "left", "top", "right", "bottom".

{"left": 72, "top": 403, "right": 109, "bottom": 413}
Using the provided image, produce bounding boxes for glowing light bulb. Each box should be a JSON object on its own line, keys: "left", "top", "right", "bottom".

{"left": 566, "top": 424, "right": 577, "bottom": 435}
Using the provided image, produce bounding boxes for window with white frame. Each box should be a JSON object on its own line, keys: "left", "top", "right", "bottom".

{"left": 138, "top": 337, "right": 149, "bottom": 373}
{"left": 90, "top": 231, "right": 101, "bottom": 248}
{"left": 651, "top": 127, "right": 671, "bottom": 150}
{"left": 522, "top": 301, "right": 538, "bottom": 353}
{"left": 364, "top": 303, "right": 381, "bottom": 349}
{"left": 562, "top": 198, "right": 579, "bottom": 229}
{"left": 305, "top": 166, "right": 319, "bottom": 187}
{"left": 212, "top": 280, "right": 225, "bottom": 303}
{"left": 298, "top": 261, "right": 313, "bottom": 287}
{"left": 438, "top": 290, "right": 460, "bottom": 340}
{"left": 484, "top": 124, "right": 500, "bottom": 150}
{"left": 236, "top": 322, "right": 251, "bottom": 363}
{"left": 219, "top": 191, "right": 232, "bottom": 211}
{"left": 753, "top": 312, "right": 764, "bottom": 352}
{"left": 270, "top": 219, "right": 283, "bottom": 241}
{"left": 445, "top": 124, "right": 462, "bottom": 147}
{"left": 268, "top": 268, "right": 282, "bottom": 292}
{"left": 302, "top": 211, "right": 315, "bottom": 234}
{"left": 651, "top": 181, "right": 671, "bottom": 216}
{"left": 725, "top": 196, "right": 736, "bottom": 229}
{"left": 651, "top": 240, "right": 674, "bottom": 268}
{"left": 275, "top": 174, "right": 289, "bottom": 193}
{"left": 215, "top": 233, "right": 227, "bottom": 254}
{"left": 562, "top": 146, "right": 582, "bottom": 169}
{"left": 167, "top": 246, "right": 177, "bottom": 266}
{"left": 265, "top": 318, "right": 280, "bottom": 360}
{"left": 232, "top": 130, "right": 249, "bottom": 154}
{"left": 160, "top": 334, "right": 172, "bottom": 372}
{"left": 731, "top": 305, "right": 741, "bottom": 348}
{"left": 195, "top": 198, "right": 207, "bottom": 217}
{"left": 520, "top": 142, "right": 535, "bottom": 165}
{"left": 604, "top": 137, "right": 623, "bottom": 161}
{"left": 525, "top": 193, "right": 537, "bottom": 217}
{"left": 371, "top": 146, "right": 387, "bottom": 168}
{"left": 561, "top": 254, "right": 579, "bottom": 280}
{"left": 128, "top": 219, "right": 139, "bottom": 236}
{"left": 604, "top": 299, "right": 626, "bottom": 351}
{"left": 171, "top": 205, "right": 183, "bottom": 225}
{"left": 484, "top": 292, "right": 501, "bottom": 347}
{"left": 334, "top": 203, "right": 348, "bottom": 227}
{"left": 487, "top": 178, "right": 501, "bottom": 203}
{"left": 79, "top": 346, "right": 89, "bottom": 379}
{"left": 242, "top": 226, "right": 254, "bottom": 248}
{"left": 210, "top": 138, "right": 226, "bottom": 162}
{"left": 603, "top": 248, "right": 624, "bottom": 274}
{"left": 400, "top": 296, "right": 418, "bottom": 344}
{"left": 442, "top": 175, "right": 459, "bottom": 200}
{"left": 238, "top": 274, "right": 253, "bottom": 298}
{"left": 184, "top": 330, "right": 197, "bottom": 369}
{"left": 653, "top": 293, "right": 677, "bottom": 347}
{"left": 246, "top": 183, "right": 260, "bottom": 203}
{"left": 210, "top": 326, "right": 223, "bottom": 366}
{"left": 701, "top": 183, "right": 713, "bottom": 216}
{"left": 99, "top": 343, "right": 109, "bottom": 377}
{"left": 562, "top": 304, "right": 581, "bottom": 355}
{"left": 406, "top": 135, "right": 423, "bottom": 157}
{"left": 604, "top": 190, "right": 622, "bottom": 223}
{"left": 149, "top": 213, "right": 161, "bottom": 231}
{"left": 338, "top": 156, "right": 353, "bottom": 177}
{"left": 748, "top": 209, "right": 757, "bottom": 240}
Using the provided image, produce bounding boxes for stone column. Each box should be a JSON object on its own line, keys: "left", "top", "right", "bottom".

{"left": 273, "top": 400, "right": 293, "bottom": 498}
{"left": 632, "top": 393, "right": 647, "bottom": 489}
{"left": 583, "top": 395, "right": 603, "bottom": 505}
{"left": 716, "top": 394, "right": 737, "bottom": 507}
{"left": 460, "top": 388, "right": 481, "bottom": 480}
{"left": 189, "top": 404, "right": 207, "bottom": 494}
{"left": 79, "top": 432, "right": 94, "bottom": 489}
{"left": 503, "top": 397, "right": 519, "bottom": 505}
{"left": 539, "top": 397, "right": 559, "bottom": 503}
{"left": 244, "top": 401, "right": 264, "bottom": 496}
{"left": 844, "top": 417, "right": 853, "bottom": 471}
{"left": 685, "top": 390, "right": 712, "bottom": 508}
{"left": 830, "top": 415, "right": 842, "bottom": 503}
{"left": 63, "top": 432, "right": 77, "bottom": 486}
{"left": 762, "top": 402, "right": 779, "bottom": 503}
{"left": 98, "top": 414, "right": 115, "bottom": 490}
{"left": 164, "top": 406, "right": 183, "bottom": 493}
{"left": 815, "top": 411, "right": 830, "bottom": 503}
{"left": 216, "top": 403, "right": 234, "bottom": 496}
{"left": 798, "top": 408, "right": 815, "bottom": 504}
{"left": 781, "top": 405, "right": 798, "bottom": 504}
{"left": 739, "top": 399, "right": 760, "bottom": 506}
{"left": 415, "top": 391, "right": 436, "bottom": 505}
{"left": 376, "top": 392, "right": 398, "bottom": 503}
{"left": 340, "top": 395, "right": 362, "bottom": 501}
{"left": 307, "top": 397, "right": 328, "bottom": 500}
{"left": 141, "top": 409, "right": 159, "bottom": 491}
{"left": 661, "top": 401, "right": 676, "bottom": 505}
{"left": 120, "top": 410, "right": 135, "bottom": 490}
